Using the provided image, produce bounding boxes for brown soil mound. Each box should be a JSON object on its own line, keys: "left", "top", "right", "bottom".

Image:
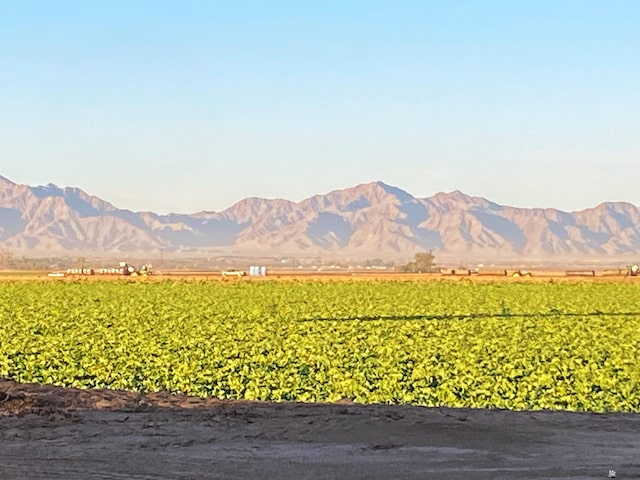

{"left": 0, "top": 378, "right": 232, "bottom": 415}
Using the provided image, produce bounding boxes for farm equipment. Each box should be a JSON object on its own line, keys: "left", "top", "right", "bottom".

{"left": 97, "top": 262, "right": 152, "bottom": 276}
{"left": 64, "top": 261, "right": 152, "bottom": 277}
{"left": 118, "top": 262, "right": 152, "bottom": 276}
{"left": 65, "top": 268, "right": 95, "bottom": 276}
{"left": 221, "top": 270, "right": 246, "bottom": 278}
{"left": 511, "top": 270, "right": 532, "bottom": 277}
{"left": 221, "top": 270, "right": 245, "bottom": 277}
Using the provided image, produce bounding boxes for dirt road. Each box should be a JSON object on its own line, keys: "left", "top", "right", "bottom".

{"left": 1, "top": 380, "right": 638, "bottom": 479}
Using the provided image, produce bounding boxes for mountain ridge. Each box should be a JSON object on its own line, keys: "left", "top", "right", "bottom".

{"left": 1, "top": 175, "right": 639, "bottom": 262}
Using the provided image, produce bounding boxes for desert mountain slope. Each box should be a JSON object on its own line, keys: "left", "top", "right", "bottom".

{"left": 1, "top": 175, "right": 639, "bottom": 260}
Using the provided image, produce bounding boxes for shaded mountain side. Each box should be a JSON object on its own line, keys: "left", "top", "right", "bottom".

{"left": 1, "top": 175, "right": 639, "bottom": 260}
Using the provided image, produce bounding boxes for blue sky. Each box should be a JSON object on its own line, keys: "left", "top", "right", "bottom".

{"left": 1, "top": 1, "right": 638, "bottom": 214}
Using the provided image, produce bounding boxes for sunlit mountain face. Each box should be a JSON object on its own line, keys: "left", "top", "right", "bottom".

{"left": 1, "top": 175, "right": 640, "bottom": 262}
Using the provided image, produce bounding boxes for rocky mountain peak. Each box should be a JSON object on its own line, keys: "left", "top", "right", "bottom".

{"left": 0, "top": 174, "right": 639, "bottom": 262}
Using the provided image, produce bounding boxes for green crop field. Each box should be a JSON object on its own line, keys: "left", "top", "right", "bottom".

{"left": 1, "top": 279, "right": 639, "bottom": 412}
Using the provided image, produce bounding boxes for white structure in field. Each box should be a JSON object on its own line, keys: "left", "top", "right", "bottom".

{"left": 249, "top": 266, "right": 267, "bottom": 276}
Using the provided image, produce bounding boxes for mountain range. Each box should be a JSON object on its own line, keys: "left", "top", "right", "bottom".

{"left": 1, "top": 174, "right": 640, "bottom": 263}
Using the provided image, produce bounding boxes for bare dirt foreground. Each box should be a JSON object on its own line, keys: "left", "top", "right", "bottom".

{"left": 0, "top": 380, "right": 638, "bottom": 480}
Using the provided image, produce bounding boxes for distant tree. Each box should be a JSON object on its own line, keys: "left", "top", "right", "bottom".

{"left": 365, "top": 258, "right": 384, "bottom": 267}
{"left": 0, "top": 250, "right": 13, "bottom": 268}
{"left": 398, "top": 251, "right": 437, "bottom": 273}
{"left": 18, "top": 256, "right": 37, "bottom": 270}
{"left": 414, "top": 251, "right": 436, "bottom": 272}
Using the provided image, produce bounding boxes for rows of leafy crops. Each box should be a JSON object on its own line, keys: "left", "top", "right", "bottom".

{"left": 1, "top": 279, "right": 639, "bottom": 412}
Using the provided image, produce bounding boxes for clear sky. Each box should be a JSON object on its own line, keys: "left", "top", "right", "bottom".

{"left": 1, "top": 1, "right": 638, "bottom": 214}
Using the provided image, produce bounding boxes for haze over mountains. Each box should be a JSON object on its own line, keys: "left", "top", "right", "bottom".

{"left": 1, "top": 174, "right": 639, "bottom": 263}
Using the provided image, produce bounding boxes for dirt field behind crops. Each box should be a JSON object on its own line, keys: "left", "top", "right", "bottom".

{"left": 2, "top": 268, "right": 639, "bottom": 284}
{"left": 1, "top": 380, "right": 639, "bottom": 479}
